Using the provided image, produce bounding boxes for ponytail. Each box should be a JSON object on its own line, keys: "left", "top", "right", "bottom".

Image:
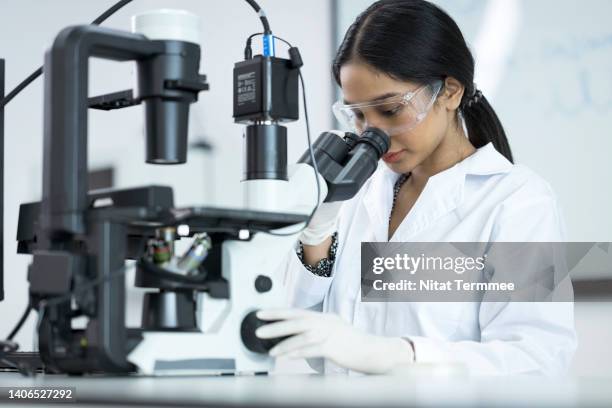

{"left": 461, "top": 89, "right": 514, "bottom": 163}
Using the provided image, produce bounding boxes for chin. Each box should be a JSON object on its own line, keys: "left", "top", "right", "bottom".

{"left": 385, "top": 158, "right": 415, "bottom": 175}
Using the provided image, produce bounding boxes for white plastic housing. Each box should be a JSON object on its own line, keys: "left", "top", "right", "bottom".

{"left": 132, "top": 9, "right": 200, "bottom": 44}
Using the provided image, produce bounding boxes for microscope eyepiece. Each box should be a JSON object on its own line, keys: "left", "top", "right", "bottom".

{"left": 355, "top": 127, "right": 390, "bottom": 158}
{"left": 297, "top": 127, "right": 390, "bottom": 202}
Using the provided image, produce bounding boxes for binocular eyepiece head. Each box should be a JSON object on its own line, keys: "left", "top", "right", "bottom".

{"left": 296, "top": 127, "right": 390, "bottom": 202}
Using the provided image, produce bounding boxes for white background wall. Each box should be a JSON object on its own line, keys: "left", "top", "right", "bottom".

{"left": 0, "top": 0, "right": 334, "bottom": 359}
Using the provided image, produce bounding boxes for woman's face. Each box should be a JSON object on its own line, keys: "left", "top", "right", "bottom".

{"left": 338, "top": 62, "right": 462, "bottom": 174}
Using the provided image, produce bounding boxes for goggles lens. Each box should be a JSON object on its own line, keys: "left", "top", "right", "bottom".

{"left": 332, "top": 81, "right": 443, "bottom": 136}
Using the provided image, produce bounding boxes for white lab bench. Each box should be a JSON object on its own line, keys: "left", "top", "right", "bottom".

{"left": 0, "top": 369, "right": 611, "bottom": 407}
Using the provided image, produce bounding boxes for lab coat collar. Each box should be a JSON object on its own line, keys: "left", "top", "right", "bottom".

{"left": 362, "top": 143, "right": 512, "bottom": 241}
{"left": 463, "top": 142, "right": 513, "bottom": 176}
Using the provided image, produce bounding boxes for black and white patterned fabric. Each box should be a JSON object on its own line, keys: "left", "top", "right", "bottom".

{"left": 297, "top": 173, "right": 411, "bottom": 277}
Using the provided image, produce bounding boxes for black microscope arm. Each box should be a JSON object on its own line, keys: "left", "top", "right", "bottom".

{"left": 41, "top": 25, "right": 207, "bottom": 239}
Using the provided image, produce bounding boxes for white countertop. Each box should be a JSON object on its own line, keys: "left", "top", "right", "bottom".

{"left": 1, "top": 368, "right": 611, "bottom": 407}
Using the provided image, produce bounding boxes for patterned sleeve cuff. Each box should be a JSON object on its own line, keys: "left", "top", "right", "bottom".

{"left": 296, "top": 232, "right": 338, "bottom": 277}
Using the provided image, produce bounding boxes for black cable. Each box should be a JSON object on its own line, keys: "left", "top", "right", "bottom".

{"left": 257, "top": 69, "right": 323, "bottom": 238}
{"left": 272, "top": 36, "right": 292, "bottom": 48}
{"left": 91, "top": 0, "right": 132, "bottom": 25}
{"left": 0, "top": 67, "right": 43, "bottom": 108}
{"left": 2, "top": 235, "right": 144, "bottom": 377}
{"left": 0, "top": 0, "right": 133, "bottom": 108}
{"left": 4, "top": 239, "right": 144, "bottom": 377}
{"left": 244, "top": 32, "right": 263, "bottom": 60}
{"left": 297, "top": 70, "right": 323, "bottom": 230}
{"left": 0, "top": 340, "right": 33, "bottom": 376}
{"left": 0, "top": 263, "right": 131, "bottom": 377}
{"left": 269, "top": 37, "right": 322, "bottom": 236}
{"left": 0, "top": 338, "right": 18, "bottom": 364}
{"left": 0, "top": 265, "right": 130, "bottom": 377}
{"left": 7, "top": 304, "right": 31, "bottom": 341}
{"left": 244, "top": 0, "right": 271, "bottom": 34}
{"left": 242, "top": 34, "right": 322, "bottom": 237}
{"left": 0, "top": 313, "right": 29, "bottom": 375}
{"left": 248, "top": 32, "right": 264, "bottom": 43}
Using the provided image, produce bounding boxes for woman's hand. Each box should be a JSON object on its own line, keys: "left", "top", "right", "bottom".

{"left": 255, "top": 308, "right": 415, "bottom": 374}
{"left": 299, "top": 201, "right": 343, "bottom": 246}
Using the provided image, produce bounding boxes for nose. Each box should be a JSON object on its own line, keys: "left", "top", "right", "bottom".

{"left": 361, "top": 110, "right": 387, "bottom": 133}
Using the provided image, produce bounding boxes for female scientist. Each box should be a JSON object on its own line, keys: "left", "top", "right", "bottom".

{"left": 255, "top": 0, "right": 576, "bottom": 375}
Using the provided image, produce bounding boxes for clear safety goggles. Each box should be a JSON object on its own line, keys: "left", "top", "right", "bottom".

{"left": 332, "top": 81, "right": 443, "bottom": 136}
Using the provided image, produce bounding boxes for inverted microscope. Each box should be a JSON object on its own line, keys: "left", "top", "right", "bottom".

{"left": 3, "top": 2, "right": 389, "bottom": 375}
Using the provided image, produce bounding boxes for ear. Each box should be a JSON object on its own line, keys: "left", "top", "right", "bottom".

{"left": 439, "top": 77, "right": 465, "bottom": 111}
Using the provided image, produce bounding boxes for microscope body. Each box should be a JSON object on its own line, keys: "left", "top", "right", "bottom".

{"left": 17, "top": 22, "right": 303, "bottom": 375}
{"left": 16, "top": 14, "right": 388, "bottom": 375}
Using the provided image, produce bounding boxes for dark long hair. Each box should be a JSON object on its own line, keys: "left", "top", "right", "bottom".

{"left": 333, "top": 0, "right": 514, "bottom": 162}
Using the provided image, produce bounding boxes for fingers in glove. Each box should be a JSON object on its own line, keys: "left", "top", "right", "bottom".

{"left": 284, "top": 344, "right": 326, "bottom": 360}
{"left": 256, "top": 308, "right": 317, "bottom": 321}
{"left": 255, "top": 317, "right": 316, "bottom": 339}
{"left": 269, "top": 330, "right": 326, "bottom": 357}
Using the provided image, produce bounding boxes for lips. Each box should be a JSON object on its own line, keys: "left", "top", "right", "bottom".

{"left": 382, "top": 149, "right": 405, "bottom": 163}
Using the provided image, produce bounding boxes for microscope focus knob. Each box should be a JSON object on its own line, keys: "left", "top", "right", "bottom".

{"left": 254, "top": 275, "right": 272, "bottom": 293}
{"left": 240, "top": 310, "right": 288, "bottom": 354}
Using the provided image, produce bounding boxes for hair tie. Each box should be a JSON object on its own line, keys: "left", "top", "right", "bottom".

{"left": 466, "top": 86, "right": 483, "bottom": 108}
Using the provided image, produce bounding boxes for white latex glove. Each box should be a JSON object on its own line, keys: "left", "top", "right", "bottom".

{"left": 255, "top": 308, "right": 415, "bottom": 374}
{"left": 298, "top": 130, "right": 346, "bottom": 246}
{"left": 298, "top": 201, "right": 343, "bottom": 246}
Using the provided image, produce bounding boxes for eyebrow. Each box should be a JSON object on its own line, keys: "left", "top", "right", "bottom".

{"left": 343, "top": 92, "right": 400, "bottom": 105}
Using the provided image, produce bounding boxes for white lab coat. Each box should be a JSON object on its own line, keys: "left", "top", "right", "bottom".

{"left": 279, "top": 142, "right": 577, "bottom": 376}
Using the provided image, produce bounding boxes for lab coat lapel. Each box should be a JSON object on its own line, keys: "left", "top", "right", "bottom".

{"left": 362, "top": 164, "right": 397, "bottom": 242}
{"left": 391, "top": 143, "right": 513, "bottom": 240}
{"left": 362, "top": 143, "right": 512, "bottom": 242}
{"left": 362, "top": 162, "right": 464, "bottom": 242}
{"left": 392, "top": 163, "right": 465, "bottom": 241}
